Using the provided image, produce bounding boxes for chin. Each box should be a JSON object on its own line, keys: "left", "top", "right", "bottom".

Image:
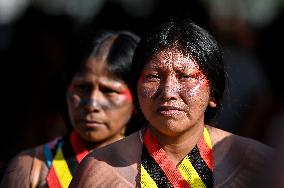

{"left": 153, "top": 121, "right": 190, "bottom": 135}
{"left": 83, "top": 132, "right": 104, "bottom": 142}
{"left": 155, "top": 125, "right": 184, "bottom": 136}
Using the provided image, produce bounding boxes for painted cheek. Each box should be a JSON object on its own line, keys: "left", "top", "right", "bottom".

{"left": 138, "top": 82, "right": 159, "bottom": 99}
{"left": 119, "top": 90, "right": 133, "bottom": 106}
{"left": 67, "top": 85, "right": 83, "bottom": 107}
{"left": 80, "top": 95, "right": 128, "bottom": 110}
{"left": 120, "top": 89, "right": 133, "bottom": 103}
{"left": 196, "top": 73, "right": 209, "bottom": 87}
{"left": 109, "top": 89, "right": 133, "bottom": 108}
{"left": 80, "top": 97, "right": 111, "bottom": 110}
{"left": 182, "top": 76, "right": 209, "bottom": 97}
{"left": 137, "top": 73, "right": 160, "bottom": 99}
{"left": 67, "top": 92, "right": 81, "bottom": 108}
{"left": 182, "top": 84, "right": 202, "bottom": 97}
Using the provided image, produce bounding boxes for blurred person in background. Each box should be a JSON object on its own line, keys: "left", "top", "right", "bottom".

{"left": 1, "top": 30, "right": 141, "bottom": 187}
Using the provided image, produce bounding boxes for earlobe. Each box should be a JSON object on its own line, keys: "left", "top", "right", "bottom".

{"left": 209, "top": 100, "right": 217, "bottom": 108}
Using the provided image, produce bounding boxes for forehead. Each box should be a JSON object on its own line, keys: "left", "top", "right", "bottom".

{"left": 145, "top": 48, "right": 200, "bottom": 71}
{"left": 76, "top": 57, "right": 116, "bottom": 78}
{"left": 81, "top": 57, "right": 107, "bottom": 74}
{"left": 73, "top": 58, "right": 125, "bottom": 85}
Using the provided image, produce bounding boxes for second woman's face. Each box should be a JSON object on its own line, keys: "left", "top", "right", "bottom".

{"left": 66, "top": 57, "right": 134, "bottom": 144}
{"left": 137, "top": 48, "right": 213, "bottom": 136}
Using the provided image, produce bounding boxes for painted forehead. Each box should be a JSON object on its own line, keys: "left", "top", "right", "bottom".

{"left": 146, "top": 48, "right": 200, "bottom": 71}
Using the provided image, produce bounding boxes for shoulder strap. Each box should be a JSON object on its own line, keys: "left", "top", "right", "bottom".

{"left": 30, "top": 146, "right": 44, "bottom": 188}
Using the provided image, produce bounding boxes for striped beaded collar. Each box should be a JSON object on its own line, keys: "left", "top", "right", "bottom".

{"left": 140, "top": 127, "right": 214, "bottom": 188}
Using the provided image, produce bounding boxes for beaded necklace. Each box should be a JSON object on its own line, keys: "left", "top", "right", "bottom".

{"left": 141, "top": 127, "right": 214, "bottom": 188}
{"left": 44, "top": 131, "right": 90, "bottom": 188}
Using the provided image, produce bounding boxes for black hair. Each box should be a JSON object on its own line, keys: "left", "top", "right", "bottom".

{"left": 60, "top": 30, "right": 142, "bottom": 135}
{"left": 131, "top": 18, "right": 225, "bottom": 125}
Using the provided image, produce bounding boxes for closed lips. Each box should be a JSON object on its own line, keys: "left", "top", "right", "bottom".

{"left": 157, "top": 106, "right": 183, "bottom": 111}
{"left": 80, "top": 119, "right": 105, "bottom": 124}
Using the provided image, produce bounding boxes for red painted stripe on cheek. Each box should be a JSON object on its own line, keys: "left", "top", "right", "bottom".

{"left": 121, "top": 89, "right": 133, "bottom": 102}
{"left": 199, "top": 75, "right": 209, "bottom": 87}
{"left": 192, "top": 72, "right": 209, "bottom": 86}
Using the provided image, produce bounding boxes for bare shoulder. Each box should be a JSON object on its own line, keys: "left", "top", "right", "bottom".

{"left": 208, "top": 126, "right": 273, "bottom": 154}
{"left": 1, "top": 147, "right": 36, "bottom": 187}
{"left": 1, "top": 137, "right": 60, "bottom": 187}
{"left": 70, "top": 132, "right": 142, "bottom": 188}
{"left": 90, "top": 131, "right": 143, "bottom": 162}
{"left": 208, "top": 126, "right": 274, "bottom": 187}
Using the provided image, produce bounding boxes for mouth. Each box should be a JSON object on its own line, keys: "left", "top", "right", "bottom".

{"left": 156, "top": 106, "right": 184, "bottom": 116}
{"left": 79, "top": 119, "right": 106, "bottom": 128}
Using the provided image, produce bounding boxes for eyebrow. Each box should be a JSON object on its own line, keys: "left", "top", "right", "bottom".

{"left": 99, "top": 79, "right": 126, "bottom": 89}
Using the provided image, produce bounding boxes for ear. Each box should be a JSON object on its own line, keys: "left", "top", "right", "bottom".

{"left": 209, "top": 89, "right": 217, "bottom": 108}
{"left": 209, "top": 99, "right": 217, "bottom": 108}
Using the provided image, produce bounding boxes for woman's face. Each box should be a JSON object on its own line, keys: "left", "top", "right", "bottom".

{"left": 137, "top": 48, "right": 214, "bottom": 136}
{"left": 67, "top": 57, "right": 134, "bottom": 144}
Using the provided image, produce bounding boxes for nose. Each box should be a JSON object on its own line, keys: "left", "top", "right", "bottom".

{"left": 84, "top": 89, "right": 102, "bottom": 112}
{"left": 158, "top": 76, "right": 179, "bottom": 101}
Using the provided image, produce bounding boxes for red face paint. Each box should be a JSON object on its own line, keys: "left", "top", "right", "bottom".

{"left": 66, "top": 57, "right": 134, "bottom": 144}
{"left": 137, "top": 48, "right": 212, "bottom": 137}
{"left": 120, "top": 89, "right": 133, "bottom": 103}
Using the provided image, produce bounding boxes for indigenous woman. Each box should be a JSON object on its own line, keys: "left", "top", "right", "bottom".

{"left": 1, "top": 30, "right": 141, "bottom": 187}
{"left": 70, "top": 19, "right": 273, "bottom": 188}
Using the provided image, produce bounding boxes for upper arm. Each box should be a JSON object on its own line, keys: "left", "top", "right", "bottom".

{"left": 70, "top": 154, "right": 135, "bottom": 188}
{"left": 69, "top": 156, "right": 97, "bottom": 187}
{"left": 1, "top": 151, "right": 34, "bottom": 187}
{"left": 70, "top": 134, "right": 141, "bottom": 188}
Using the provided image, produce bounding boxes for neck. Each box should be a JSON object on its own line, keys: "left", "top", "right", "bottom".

{"left": 149, "top": 124, "right": 204, "bottom": 166}
{"left": 80, "top": 134, "right": 123, "bottom": 151}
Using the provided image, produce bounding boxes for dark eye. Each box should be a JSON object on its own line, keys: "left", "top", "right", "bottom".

{"left": 145, "top": 74, "right": 160, "bottom": 80}
{"left": 100, "top": 86, "right": 119, "bottom": 94}
{"left": 180, "top": 74, "right": 191, "bottom": 79}
{"left": 74, "top": 84, "right": 90, "bottom": 93}
{"left": 178, "top": 72, "right": 203, "bottom": 81}
{"left": 178, "top": 74, "right": 193, "bottom": 81}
